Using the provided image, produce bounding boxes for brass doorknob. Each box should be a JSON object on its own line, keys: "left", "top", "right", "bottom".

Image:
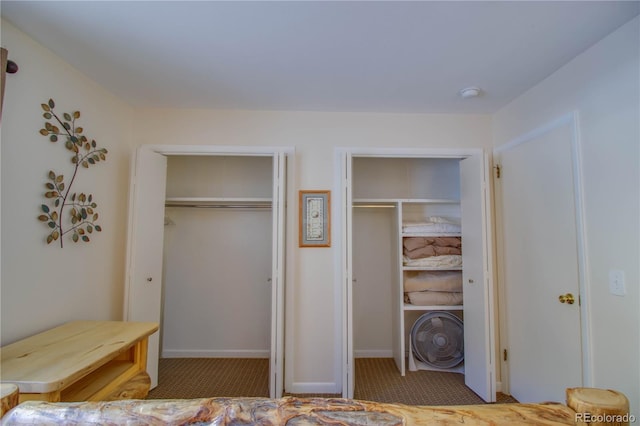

{"left": 558, "top": 293, "right": 575, "bottom": 304}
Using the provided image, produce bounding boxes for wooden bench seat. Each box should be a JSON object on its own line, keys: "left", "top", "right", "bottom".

{"left": 1, "top": 321, "right": 158, "bottom": 403}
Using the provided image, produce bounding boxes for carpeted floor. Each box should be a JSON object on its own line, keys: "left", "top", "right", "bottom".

{"left": 147, "top": 357, "right": 517, "bottom": 405}
{"left": 353, "top": 358, "right": 517, "bottom": 405}
{"left": 147, "top": 358, "right": 269, "bottom": 399}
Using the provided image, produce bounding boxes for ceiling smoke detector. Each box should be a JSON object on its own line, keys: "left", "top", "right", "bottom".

{"left": 459, "top": 87, "right": 482, "bottom": 99}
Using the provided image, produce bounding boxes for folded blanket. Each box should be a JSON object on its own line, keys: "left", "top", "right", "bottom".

{"left": 403, "top": 237, "right": 461, "bottom": 251}
{"left": 406, "top": 291, "right": 463, "bottom": 306}
{"left": 404, "top": 245, "right": 462, "bottom": 259}
{"left": 402, "top": 223, "right": 461, "bottom": 234}
{"left": 402, "top": 216, "right": 461, "bottom": 234}
{"left": 404, "top": 271, "right": 463, "bottom": 293}
{"left": 403, "top": 255, "right": 462, "bottom": 268}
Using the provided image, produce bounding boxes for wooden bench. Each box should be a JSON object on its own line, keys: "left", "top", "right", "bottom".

{"left": 0, "top": 384, "right": 18, "bottom": 418}
{"left": 1, "top": 321, "right": 158, "bottom": 403}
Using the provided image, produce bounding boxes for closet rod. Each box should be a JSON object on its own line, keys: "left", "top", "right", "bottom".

{"left": 165, "top": 203, "right": 272, "bottom": 209}
{"left": 353, "top": 204, "right": 396, "bottom": 208}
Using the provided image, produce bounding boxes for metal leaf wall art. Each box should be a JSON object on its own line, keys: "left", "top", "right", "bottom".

{"left": 37, "top": 99, "right": 108, "bottom": 247}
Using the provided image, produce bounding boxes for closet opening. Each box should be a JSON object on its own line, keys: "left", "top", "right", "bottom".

{"left": 340, "top": 150, "right": 495, "bottom": 403}
{"left": 125, "top": 146, "right": 288, "bottom": 398}
{"left": 160, "top": 155, "right": 273, "bottom": 396}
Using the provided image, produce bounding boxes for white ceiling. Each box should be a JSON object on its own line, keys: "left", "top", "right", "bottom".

{"left": 2, "top": 1, "right": 638, "bottom": 114}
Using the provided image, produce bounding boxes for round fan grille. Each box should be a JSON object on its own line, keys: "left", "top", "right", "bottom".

{"left": 410, "top": 311, "right": 464, "bottom": 369}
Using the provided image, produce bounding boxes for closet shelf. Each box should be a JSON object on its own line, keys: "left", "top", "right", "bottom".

{"left": 402, "top": 232, "right": 461, "bottom": 237}
{"left": 165, "top": 197, "right": 272, "bottom": 209}
{"left": 404, "top": 304, "right": 463, "bottom": 311}
{"left": 354, "top": 198, "right": 459, "bottom": 205}
{"left": 402, "top": 266, "right": 463, "bottom": 271}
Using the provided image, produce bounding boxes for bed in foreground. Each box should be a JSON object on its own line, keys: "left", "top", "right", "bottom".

{"left": 1, "top": 387, "right": 631, "bottom": 425}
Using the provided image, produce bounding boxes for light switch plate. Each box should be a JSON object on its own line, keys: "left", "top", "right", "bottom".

{"left": 609, "top": 270, "right": 626, "bottom": 296}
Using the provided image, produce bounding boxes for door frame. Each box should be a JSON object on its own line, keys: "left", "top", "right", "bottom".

{"left": 123, "top": 144, "right": 294, "bottom": 398}
{"left": 335, "top": 146, "right": 495, "bottom": 398}
{"left": 493, "top": 112, "right": 592, "bottom": 395}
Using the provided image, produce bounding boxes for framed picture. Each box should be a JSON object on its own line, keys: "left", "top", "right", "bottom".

{"left": 299, "top": 190, "right": 331, "bottom": 247}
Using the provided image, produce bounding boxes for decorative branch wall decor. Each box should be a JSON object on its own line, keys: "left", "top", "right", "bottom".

{"left": 37, "top": 99, "right": 108, "bottom": 247}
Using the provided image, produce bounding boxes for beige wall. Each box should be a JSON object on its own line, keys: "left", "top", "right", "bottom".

{"left": 132, "top": 109, "right": 493, "bottom": 392}
{"left": 493, "top": 17, "right": 640, "bottom": 417}
{"left": 0, "top": 20, "right": 134, "bottom": 344}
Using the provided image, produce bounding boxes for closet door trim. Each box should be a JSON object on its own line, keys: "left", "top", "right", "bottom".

{"left": 141, "top": 145, "right": 290, "bottom": 156}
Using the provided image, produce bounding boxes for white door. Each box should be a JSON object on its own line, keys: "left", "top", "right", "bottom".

{"left": 342, "top": 151, "right": 355, "bottom": 398}
{"left": 124, "top": 147, "right": 167, "bottom": 388}
{"left": 270, "top": 152, "right": 286, "bottom": 398}
{"left": 497, "top": 118, "right": 584, "bottom": 402}
{"left": 460, "top": 153, "right": 496, "bottom": 402}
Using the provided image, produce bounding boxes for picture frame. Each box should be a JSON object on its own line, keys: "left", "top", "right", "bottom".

{"left": 299, "top": 190, "right": 331, "bottom": 247}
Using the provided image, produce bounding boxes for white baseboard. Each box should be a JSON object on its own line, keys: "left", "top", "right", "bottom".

{"left": 496, "top": 381, "right": 503, "bottom": 393}
{"left": 162, "top": 349, "right": 270, "bottom": 358}
{"left": 288, "top": 382, "right": 339, "bottom": 394}
{"left": 354, "top": 350, "right": 393, "bottom": 358}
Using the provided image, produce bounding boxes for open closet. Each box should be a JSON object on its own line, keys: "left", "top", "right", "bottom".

{"left": 340, "top": 149, "right": 495, "bottom": 402}
{"left": 124, "top": 145, "right": 288, "bottom": 398}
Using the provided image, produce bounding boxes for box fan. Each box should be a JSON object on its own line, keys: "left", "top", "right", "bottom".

{"left": 409, "top": 311, "right": 464, "bottom": 371}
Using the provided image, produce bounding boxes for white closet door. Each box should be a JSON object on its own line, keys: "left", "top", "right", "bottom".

{"left": 460, "top": 153, "right": 495, "bottom": 402}
{"left": 343, "top": 152, "right": 355, "bottom": 398}
{"left": 392, "top": 203, "right": 403, "bottom": 376}
{"left": 124, "top": 147, "right": 167, "bottom": 388}
{"left": 270, "top": 152, "right": 286, "bottom": 398}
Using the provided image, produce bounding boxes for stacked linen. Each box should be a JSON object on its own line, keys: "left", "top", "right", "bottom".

{"left": 401, "top": 217, "right": 464, "bottom": 305}
{"left": 403, "top": 236, "right": 462, "bottom": 259}
{"left": 402, "top": 235, "right": 462, "bottom": 267}
{"left": 402, "top": 216, "right": 461, "bottom": 234}
{"left": 403, "top": 270, "right": 463, "bottom": 306}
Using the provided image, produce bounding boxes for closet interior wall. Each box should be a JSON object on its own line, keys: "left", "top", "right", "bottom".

{"left": 161, "top": 155, "right": 274, "bottom": 358}
{"left": 352, "top": 206, "right": 396, "bottom": 357}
